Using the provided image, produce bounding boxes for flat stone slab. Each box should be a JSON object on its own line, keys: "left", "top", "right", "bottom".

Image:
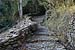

{"left": 33, "top": 25, "right": 51, "bottom": 35}
{"left": 26, "top": 41, "right": 66, "bottom": 50}
{"left": 27, "top": 35, "right": 51, "bottom": 42}
{"left": 32, "top": 15, "right": 45, "bottom": 23}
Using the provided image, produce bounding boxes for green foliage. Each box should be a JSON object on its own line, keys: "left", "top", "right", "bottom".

{"left": 0, "top": 0, "right": 31, "bottom": 29}
{"left": 0, "top": 0, "right": 16, "bottom": 16}
{"left": 42, "top": 0, "right": 75, "bottom": 31}
{"left": 42, "top": 0, "right": 75, "bottom": 42}
{"left": 0, "top": 0, "right": 18, "bottom": 29}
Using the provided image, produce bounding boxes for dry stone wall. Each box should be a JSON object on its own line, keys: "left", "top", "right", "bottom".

{"left": 0, "top": 20, "right": 37, "bottom": 50}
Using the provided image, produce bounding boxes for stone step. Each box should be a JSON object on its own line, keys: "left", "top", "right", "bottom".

{"left": 25, "top": 41, "right": 65, "bottom": 50}
{"left": 26, "top": 35, "right": 58, "bottom": 43}
{"left": 32, "top": 15, "right": 45, "bottom": 23}
{"left": 26, "top": 42, "right": 55, "bottom": 50}
{"left": 33, "top": 25, "right": 53, "bottom": 35}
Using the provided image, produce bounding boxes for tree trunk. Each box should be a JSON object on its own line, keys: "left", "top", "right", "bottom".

{"left": 19, "top": 0, "right": 22, "bottom": 19}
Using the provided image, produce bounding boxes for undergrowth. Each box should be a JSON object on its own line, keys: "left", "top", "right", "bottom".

{"left": 43, "top": 0, "right": 75, "bottom": 45}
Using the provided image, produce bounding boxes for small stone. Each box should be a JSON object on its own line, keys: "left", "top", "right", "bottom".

{"left": 4, "top": 42, "right": 9, "bottom": 45}
{"left": 29, "top": 23, "right": 31, "bottom": 25}
{"left": 12, "top": 44, "right": 19, "bottom": 47}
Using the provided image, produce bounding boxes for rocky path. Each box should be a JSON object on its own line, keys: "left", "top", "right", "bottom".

{"left": 22, "top": 15, "right": 66, "bottom": 50}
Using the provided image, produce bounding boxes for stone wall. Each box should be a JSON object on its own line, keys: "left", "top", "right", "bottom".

{"left": 0, "top": 20, "right": 37, "bottom": 50}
